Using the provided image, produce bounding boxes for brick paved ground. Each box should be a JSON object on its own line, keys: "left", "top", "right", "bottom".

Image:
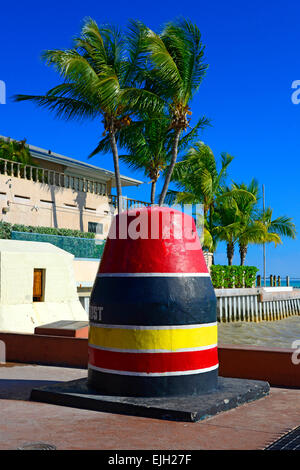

{"left": 0, "top": 363, "right": 299, "bottom": 450}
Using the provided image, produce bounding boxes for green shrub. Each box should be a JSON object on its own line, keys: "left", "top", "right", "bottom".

{"left": 0, "top": 221, "right": 95, "bottom": 239}
{"left": 210, "top": 265, "right": 258, "bottom": 288}
{"left": 0, "top": 221, "right": 12, "bottom": 239}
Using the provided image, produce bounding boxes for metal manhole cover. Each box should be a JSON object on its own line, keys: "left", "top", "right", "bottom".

{"left": 17, "top": 442, "right": 56, "bottom": 450}
{"left": 265, "top": 426, "right": 300, "bottom": 450}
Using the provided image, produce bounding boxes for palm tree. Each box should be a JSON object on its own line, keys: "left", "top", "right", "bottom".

{"left": 0, "top": 137, "right": 42, "bottom": 179}
{"left": 213, "top": 198, "right": 263, "bottom": 266}
{"left": 229, "top": 179, "right": 262, "bottom": 265}
{"left": 14, "top": 18, "right": 163, "bottom": 213}
{"left": 89, "top": 108, "right": 206, "bottom": 204}
{"left": 119, "top": 116, "right": 170, "bottom": 204}
{"left": 213, "top": 215, "right": 239, "bottom": 265}
{"left": 89, "top": 113, "right": 170, "bottom": 204}
{"left": 165, "top": 143, "right": 235, "bottom": 252}
{"left": 89, "top": 109, "right": 205, "bottom": 204}
{"left": 256, "top": 207, "right": 297, "bottom": 246}
{"left": 0, "top": 137, "right": 33, "bottom": 165}
{"left": 143, "top": 19, "right": 209, "bottom": 205}
{"left": 214, "top": 184, "right": 295, "bottom": 266}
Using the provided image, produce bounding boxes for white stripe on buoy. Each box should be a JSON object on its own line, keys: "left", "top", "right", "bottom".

{"left": 97, "top": 272, "right": 210, "bottom": 278}
{"left": 89, "top": 321, "right": 217, "bottom": 330}
{"left": 88, "top": 343, "right": 218, "bottom": 354}
{"left": 88, "top": 363, "right": 219, "bottom": 377}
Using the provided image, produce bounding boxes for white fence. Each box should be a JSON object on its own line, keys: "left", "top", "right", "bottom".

{"left": 216, "top": 288, "right": 300, "bottom": 322}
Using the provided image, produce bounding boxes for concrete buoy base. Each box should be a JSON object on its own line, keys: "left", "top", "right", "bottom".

{"left": 30, "top": 376, "right": 270, "bottom": 422}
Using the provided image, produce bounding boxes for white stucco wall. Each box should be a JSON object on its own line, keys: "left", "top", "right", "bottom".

{"left": 0, "top": 239, "right": 87, "bottom": 333}
{"left": 0, "top": 173, "right": 113, "bottom": 239}
{"left": 73, "top": 259, "right": 99, "bottom": 286}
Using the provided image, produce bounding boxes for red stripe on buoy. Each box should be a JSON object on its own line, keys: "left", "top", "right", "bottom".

{"left": 88, "top": 346, "right": 218, "bottom": 374}
{"left": 99, "top": 207, "right": 208, "bottom": 274}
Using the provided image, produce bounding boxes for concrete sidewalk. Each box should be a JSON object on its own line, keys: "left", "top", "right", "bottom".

{"left": 0, "top": 363, "right": 299, "bottom": 450}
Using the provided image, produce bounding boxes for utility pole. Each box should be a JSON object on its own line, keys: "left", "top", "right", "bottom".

{"left": 262, "top": 184, "right": 266, "bottom": 287}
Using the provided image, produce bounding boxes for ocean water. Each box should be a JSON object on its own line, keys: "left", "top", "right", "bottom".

{"left": 258, "top": 279, "right": 300, "bottom": 288}
{"left": 290, "top": 280, "right": 300, "bottom": 288}
{"left": 218, "top": 316, "right": 300, "bottom": 348}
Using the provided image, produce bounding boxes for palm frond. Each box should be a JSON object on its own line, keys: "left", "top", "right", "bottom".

{"left": 145, "top": 28, "right": 182, "bottom": 94}
{"left": 268, "top": 216, "right": 297, "bottom": 239}
{"left": 123, "top": 19, "right": 149, "bottom": 86}
{"left": 120, "top": 87, "right": 165, "bottom": 114}
{"left": 79, "top": 17, "right": 108, "bottom": 65}
{"left": 13, "top": 92, "right": 98, "bottom": 121}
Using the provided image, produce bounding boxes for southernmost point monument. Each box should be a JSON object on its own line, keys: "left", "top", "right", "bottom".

{"left": 31, "top": 206, "right": 269, "bottom": 422}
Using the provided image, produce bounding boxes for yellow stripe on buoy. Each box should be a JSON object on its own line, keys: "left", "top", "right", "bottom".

{"left": 89, "top": 323, "right": 217, "bottom": 352}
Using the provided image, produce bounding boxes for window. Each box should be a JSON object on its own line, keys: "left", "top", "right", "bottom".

{"left": 33, "top": 269, "right": 45, "bottom": 302}
{"left": 40, "top": 199, "right": 54, "bottom": 204}
{"left": 88, "top": 222, "right": 103, "bottom": 235}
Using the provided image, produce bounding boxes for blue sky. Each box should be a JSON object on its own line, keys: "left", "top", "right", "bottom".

{"left": 0, "top": 0, "right": 300, "bottom": 276}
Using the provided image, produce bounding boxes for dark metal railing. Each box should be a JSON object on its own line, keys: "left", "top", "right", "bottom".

{"left": 108, "top": 194, "right": 151, "bottom": 210}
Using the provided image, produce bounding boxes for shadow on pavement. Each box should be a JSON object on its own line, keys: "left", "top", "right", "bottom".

{"left": 0, "top": 379, "right": 62, "bottom": 400}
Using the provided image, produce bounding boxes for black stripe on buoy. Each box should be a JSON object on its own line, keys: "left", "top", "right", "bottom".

{"left": 87, "top": 367, "right": 218, "bottom": 397}
{"left": 89, "top": 275, "right": 216, "bottom": 326}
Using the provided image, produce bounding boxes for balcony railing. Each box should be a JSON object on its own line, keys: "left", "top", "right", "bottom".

{"left": 0, "top": 157, "right": 151, "bottom": 210}
{"left": 0, "top": 157, "right": 107, "bottom": 195}
{"left": 109, "top": 194, "right": 152, "bottom": 210}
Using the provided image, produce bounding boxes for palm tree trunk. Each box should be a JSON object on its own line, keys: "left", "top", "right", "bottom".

{"left": 158, "top": 129, "right": 181, "bottom": 206}
{"left": 109, "top": 130, "right": 122, "bottom": 214}
{"left": 227, "top": 242, "right": 234, "bottom": 266}
{"left": 239, "top": 243, "right": 248, "bottom": 266}
{"left": 209, "top": 204, "right": 214, "bottom": 235}
{"left": 151, "top": 180, "right": 156, "bottom": 205}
